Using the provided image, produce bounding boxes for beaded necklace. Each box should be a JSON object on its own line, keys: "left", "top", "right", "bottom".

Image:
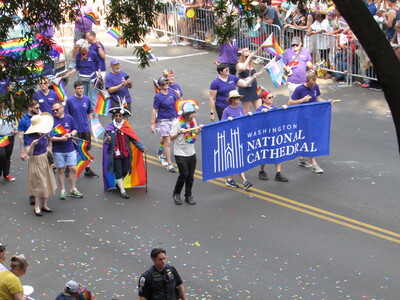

{"left": 178, "top": 116, "right": 196, "bottom": 144}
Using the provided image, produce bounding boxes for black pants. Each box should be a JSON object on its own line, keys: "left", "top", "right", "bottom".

{"left": 216, "top": 105, "right": 225, "bottom": 121}
{"left": 173, "top": 154, "right": 197, "bottom": 198}
{"left": 0, "top": 135, "right": 14, "bottom": 177}
{"left": 114, "top": 156, "right": 130, "bottom": 180}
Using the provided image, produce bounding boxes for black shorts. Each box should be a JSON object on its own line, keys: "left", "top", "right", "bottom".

{"left": 77, "top": 131, "right": 91, "bottom": 150}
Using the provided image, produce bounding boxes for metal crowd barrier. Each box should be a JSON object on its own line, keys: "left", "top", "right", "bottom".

{"left": 152, "top": 6, "right": 377, "bottom": 83}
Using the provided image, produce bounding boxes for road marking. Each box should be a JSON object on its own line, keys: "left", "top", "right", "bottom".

{"left": 91, "top": 139, "right": 400, "bottom": 243}
{"left": 106, "top": 52, "right": 209, "bottom": 64}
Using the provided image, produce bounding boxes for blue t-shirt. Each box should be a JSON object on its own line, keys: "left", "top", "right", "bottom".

{"left": 75, "top": 50, "right": 100, "bottom": 78}
{"left": 33, "top": 89, "right": 58, "bottom": 114}
{"left": 367, "top": 3, "right": 377, "bottom": 15}
{"left": 222, "top": 105, "right": 244, "bottom": 120}
{"left": 52, "top": 114, "right": 77, "bottom": 153}
{"left": 153, "top": 90, "right": 178, "bottom": 120}
{"left": 256, "top": 104, "right": 276, "bottom": 111}
{"left": 105, "top": 71, "right": 132, "bottom": 103}
{"left": 17, "top": 113, "right": 32, "bottom": 146}
{"left": 27, "top": 133, "right": 48, "bottom": 155}
{"left": 291, "top": 84, "right": 321, "bottom": 103}
{"left": 210, "top": 75, "right": 240, "bottom": 109}
{"left": 89, "top": 43, "right": 106, "bottom": 71}
{"left": 66, "top": 95, "right": 92, "bottom": 132}
{"left": 0, "top": 77, "right": 11, "bottom": 95}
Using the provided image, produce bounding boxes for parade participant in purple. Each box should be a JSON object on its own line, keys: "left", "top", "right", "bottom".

{"left": 283, "top": 36, "right": 315, "bottom": 97}
{"left": 209, "top": 63, "right": 260, "bottom": 121}
{"left": 236, "top": 49, "right": 261, "bottom": 113}
{"left": 105, "top": 59, "right": 133, "bottom": 112}
{"left": 163, "top": 68, "right": 183, "bottom": 98}
{"left": 150, "top": 77, "right": 181, "bottom": 173}
{"left": 66, "top": 80, "right": 99, "bottom": 178}
{"left": 33, "top": 77, "right": 59, "bottom": 114}
{"left": 289, "top": 72, "right": 330, "bottom": 174}
{"left": 217, "top": 37, "right": 239, "bottom": 75}
{"left": 18, "top": 100, "right": 40, "bottom": 205}
{"left": 25, "top": 113, "right": 57, "bottom": 216}
{"left": 222, "top": 90, "right": 253, "bottom": 190}
{"left": 104, "top": 106, "right": 147, "bottom": 199}
{"left": 170, "top": 101, "right": 203, "bottom": 205}
{"left": 66, "top": 40, "right": 101, "bottom": 114}
{"left": 256, "top": 90, "right": 289, "bottom": 182}
{"left": 50, "top": 102, "right": 83, "bottom": 200}
{"left": 86, "top": 31, "right": 106, "bottom": 81}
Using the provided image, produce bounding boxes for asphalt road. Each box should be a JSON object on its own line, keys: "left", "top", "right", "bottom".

{"left": 1, "top": 36, "right": 400, "bottom": 299}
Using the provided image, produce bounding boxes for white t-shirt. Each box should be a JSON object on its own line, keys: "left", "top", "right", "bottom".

{"left": 170, "top": 117, "right": 197, "bottom": 157}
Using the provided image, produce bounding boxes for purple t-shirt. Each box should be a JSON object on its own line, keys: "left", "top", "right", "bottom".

{"left": 283, "top": 47, "right": 312, "bottom": 84}
{"left": 153, "top": 90, "right": 178, "bottom": 120}
{"left": 89, "top": 43, "right": 106, "bottom": 71}
{"left": 74, "top": 15, "right": 93, "bottom": 33}
{"left": 169, "top": 83, "right": 183, "bottom": 98}
{"left": 222, "top": 105, "right": 244, "bottom": 120}
{"left": 256, "top": 104, "right": 276, "bottom": 111}
{"left": 66, "top": 95, "right": 92, "bottom": 132}
{"left": 52, "top": 114, "right": 77, "bottom": 153}
{"left": 75, "top": 50, "right": 100, "bottom": 78}
{"left": 27, "top": 134, "right": 48, "bottom": 155}
{"left": 34, "top": 90, "right": 58, "bottom": 114}
{"left": 105, "top": 71, "right": 132, "bottom": 103}
{"left": 218, "top": 38, "right": 239, "bottom": 64}
{"left": 0, "top": 77, "right": 11, "bottom": 95}
{"left": 210, "top": 75, "right": 240, "bottom": 109}
{"left": 291, "top": 84, "right": 321, "bottom": 103}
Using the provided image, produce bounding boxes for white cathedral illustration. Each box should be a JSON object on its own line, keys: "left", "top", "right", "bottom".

{"left": 213, "top": 127, "right": 244, "bottom": 173}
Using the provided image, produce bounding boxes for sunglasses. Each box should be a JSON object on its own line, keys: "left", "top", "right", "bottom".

{"left": 267, "top": 96, "right": 274, "bottom": 99}
{"left": 52, "top": 108, "right": 60, "bottom": 112}
{"left": 291, "top": 44, "right": 300, "bottom": 47}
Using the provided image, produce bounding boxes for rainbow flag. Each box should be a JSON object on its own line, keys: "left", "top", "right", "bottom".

{"left": 84, "top": 12, "right": 97, "bottom": 24}
{"left": 103, "top": 121, "right": 146, "bottom": 191}
{"left": 256, "top": 84, "right": 266, "bottom": 96}
{"left": 94, "top": 89, "right": 111, "bottom": 116}
{"left": 142, "top": 44, "right": 157, "bottom": 61}
{"left": 261, "top": 33, "right": 284, "bottom": 58}
{"left": 107, "top": 27, "right": 121, "bottom": 41}
{"left": 76, "top": 138, "right": 94, "bottom": 161}
{"left": 76, "top": 156, "right": 91, "bottom": 178}
{"left": 153, "top": 79, "right": 160, "bottom": 94}
{"left": 51, "top": 78, "right": 68, "bottom": 101}
{"left": 49, "top": 124, "right": 69, "bottom": 137}
{"left": 35, "top": 33, "right": 63, "bottom": 54}
{"left": 0, "top": 136, "right": 10, "bottom": 147}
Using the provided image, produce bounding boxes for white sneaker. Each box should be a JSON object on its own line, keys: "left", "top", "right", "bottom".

{"left": 160, "top": 156, "right": 168, "bottom": 166}
{"left": 311, "top": 164, "right": 324, "bottom": 174}
{"left": 178, "top": 41, "right": 191, "bottom": 46}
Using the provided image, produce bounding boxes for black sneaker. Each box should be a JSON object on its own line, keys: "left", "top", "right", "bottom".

{"left": 275, "top": 173, "right": 289, "bottom": 182}
{"left": 258, "top": 171, "right": 268, "bottom": 180}
{"left": 173, "top": 194, "right": 182, "bottom": 205}
{"left": 185, "top": 196, "right": 196, "bottom": 205}
{"left": 29, "top": 195, "right": 35, "bottom": 205}
{"left": 84, "top": 168, "right": 99, "bottom": 178}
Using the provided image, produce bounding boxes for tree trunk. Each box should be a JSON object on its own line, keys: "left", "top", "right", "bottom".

{"left": 333, "top": 0, "right": 400, "bottom": 154}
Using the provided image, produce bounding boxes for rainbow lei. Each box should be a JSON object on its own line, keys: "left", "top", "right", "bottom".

{"left": 178, "top": 116, "right": 196, "bottom": 144}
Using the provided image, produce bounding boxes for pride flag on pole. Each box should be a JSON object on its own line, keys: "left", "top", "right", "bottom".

{"left": 49, "top": 124, "right": 69, "bottom": 137}
{"left": 76, "top": 138, "right": 94, "bottom": 161}
{"left": 84, "top": 12, "right": 98, "bottom": 24}
{"left": 51, "top": 78, "right": 68, "bottom": 101}
{"left": 142, "top": 44, "right": 157, "bottom": 61}
{"left": 266, "top": 56, "right": 286, "bottom": 87}
{"left": 76, "top": 156, "right": 91, "bottom": 178}
{"left": 261, "top": 33, "right": 284, "bottom": 58}
{"left": 94, "top": 89, "right": 111, "bottom": 116}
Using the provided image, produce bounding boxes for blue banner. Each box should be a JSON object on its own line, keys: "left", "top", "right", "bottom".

{"left": 201, "top": 102, "right": 332, "bottom": 181}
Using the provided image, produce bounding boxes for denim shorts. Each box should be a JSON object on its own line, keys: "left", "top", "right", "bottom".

{"left": 54, "top": 151, "right": 77, "bottom": 168}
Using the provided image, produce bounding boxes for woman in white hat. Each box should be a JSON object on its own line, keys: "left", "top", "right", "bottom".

{"left": 25, "top": 113, "right": 57, "bottom": 216}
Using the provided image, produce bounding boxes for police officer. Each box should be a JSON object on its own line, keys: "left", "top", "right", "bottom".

{"left": 138, "top": 248, "right": 187, "bottom": 300}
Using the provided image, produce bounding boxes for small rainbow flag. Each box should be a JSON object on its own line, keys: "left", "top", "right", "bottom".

{"left": 256, "top": 84, "right": 265, "bottom": 96}
{"left": 76, "top": 156, "right": 91, "bottom": 178}
{"left": 50, "top": 124, "right": 68, "bottom": 137}
{"left": 107, "top": 27, "right": 121, "bottom": 41}
{"left": 142, "top": 44, "right": 157, "bottom": 61}
{"left": 84, "top": 12, "right": 97, "bottom": 24}
{"left": 261, "top": 33, "right": 284, "bottom": 58}
{"left": 0, "top": 136, "right": 10, "bottom": 147}
{"left": 153, "top": 79, "right": 160, "bottom": 94}
{"left": 76, "top": 138, "right": 94, "bottom": 161}
{"left": 51, "top": 78, "right": 68, "bottom": 101}
{"left": 94, "top": 90, "right": 111, "bottom": 116}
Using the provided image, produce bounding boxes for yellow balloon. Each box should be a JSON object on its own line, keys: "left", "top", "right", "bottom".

{"left": 186, "top": 8, "right": 195, "bottom": 18}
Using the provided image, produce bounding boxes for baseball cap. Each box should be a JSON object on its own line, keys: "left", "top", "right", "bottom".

{"left": 65, "top": 280, "right": 80, "bottom": 293}
{"left": 291, "top": 37, "right": 302, "bottom": 45}
{"left": 110, "top": 59, "right": 120, "bottom": 65}
{"left": 259, "top": 90, "right": 270, "bottom": 99}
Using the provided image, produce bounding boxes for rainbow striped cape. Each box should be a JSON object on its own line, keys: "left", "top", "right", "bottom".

{"left": 0, "top": 136, "right": 11, "bottom": 147}
{"left": 102, "top": 121, "right": 146, "bottom": 191}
